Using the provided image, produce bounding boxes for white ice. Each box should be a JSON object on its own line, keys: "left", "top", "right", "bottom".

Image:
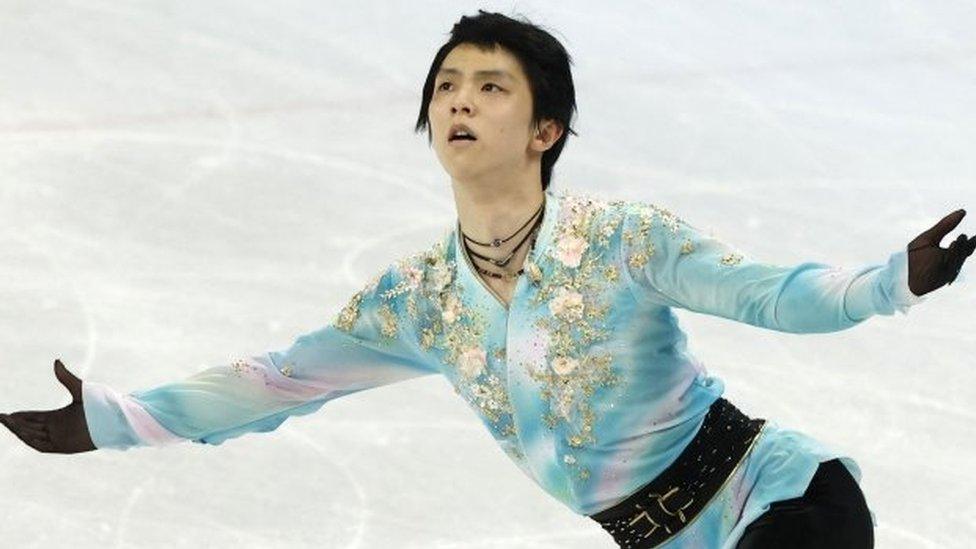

{"left": 1, "top": 1, "right": 974, "bottom": 547}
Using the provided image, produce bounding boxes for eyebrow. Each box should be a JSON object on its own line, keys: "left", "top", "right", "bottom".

{"left": 436, "top": 67, "right": 516, "bottom": 81}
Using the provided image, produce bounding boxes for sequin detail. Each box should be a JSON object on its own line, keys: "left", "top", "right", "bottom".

{"left": 720, "top": 252, "right": 744, "bottom": 266}
{"left": 522, "top": 192, "right": 625, "bottom": 480}
{"left": 404, "top": 236, "right": 521, "bottom": 441}
{"left": 334, "top": 272, "right": 382, "bottom": 333}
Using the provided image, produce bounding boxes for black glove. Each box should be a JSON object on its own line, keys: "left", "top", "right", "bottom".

{"left": 0, "top": 360, "right": 96, "bottom": 454}
{"left": 907, "top": 209, "right": 975, "bottom": 297}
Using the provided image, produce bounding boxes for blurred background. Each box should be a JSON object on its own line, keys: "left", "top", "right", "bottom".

{"left": 1, "top": 1, "right": 974, "bottom": 547}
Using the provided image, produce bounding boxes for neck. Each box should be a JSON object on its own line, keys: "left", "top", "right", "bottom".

{"left": 451, "top": 176, "right": 545, "bottom": 246}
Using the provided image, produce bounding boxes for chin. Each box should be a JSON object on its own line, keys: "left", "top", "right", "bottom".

{"left": 439, "top": 158, "right": 479, "bottom": 178}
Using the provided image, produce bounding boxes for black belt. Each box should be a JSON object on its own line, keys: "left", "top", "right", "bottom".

{"left": 588, "top": 397, "right": 767, "bottom": 548}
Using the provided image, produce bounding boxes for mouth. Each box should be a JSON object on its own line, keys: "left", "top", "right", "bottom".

{"left": 448, "top": 124, "right": 478, "bottom": 144}
{"left": 448, "top": 137, "right": 477, "bottom": 148}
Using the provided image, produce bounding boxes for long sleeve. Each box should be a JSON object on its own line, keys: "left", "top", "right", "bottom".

{"left": 618, "top": 202, "right": 928, "bottom": 333}
{"left": 82, "top": 261, "right": 439, "bottom": 450}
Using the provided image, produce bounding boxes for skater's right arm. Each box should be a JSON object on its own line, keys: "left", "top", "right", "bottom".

{"left": 62, "top": 260, "right": 435, "bottom": 451}
{"left": 0, "top": 360, "right": 96, "bottom": 454}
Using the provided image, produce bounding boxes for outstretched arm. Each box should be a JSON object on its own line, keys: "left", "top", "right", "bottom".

{"left": 618, "top": 202, "right": 939, "bottom": 334}
{"left": 1, "top": 260, "right": 438, "bottom": 453}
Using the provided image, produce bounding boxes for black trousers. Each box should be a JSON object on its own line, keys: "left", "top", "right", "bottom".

{"left": 735, "top": 458, "right": 874, "bottom": 548}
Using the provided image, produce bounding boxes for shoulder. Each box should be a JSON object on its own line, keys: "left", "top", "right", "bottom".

{"left": 334, "top": 229, "right": 454, "bottom": 333}
{"left": 549, "top": 188, "right": 627, "bottom": 245}
{"left": 550, "top": 188, "right": 684, "bottom": 247}
{"left": 548, "top": 189, "right": 701, "bottom": 277}
{"left": 384, "top": 230, "right": 455, "bottom": 302}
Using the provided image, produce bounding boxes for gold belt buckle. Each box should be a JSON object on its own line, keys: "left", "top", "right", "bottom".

{"left": 628, "top": 485, "right": 695, "bottom": 539}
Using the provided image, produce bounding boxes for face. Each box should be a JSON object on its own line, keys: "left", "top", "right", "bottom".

{"left": 428, "top": 43, "right": 562, "bottom": 186}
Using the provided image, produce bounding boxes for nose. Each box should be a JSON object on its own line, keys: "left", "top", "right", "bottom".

{"left": 450, "top": 86, "right": 474, "bottom": 115}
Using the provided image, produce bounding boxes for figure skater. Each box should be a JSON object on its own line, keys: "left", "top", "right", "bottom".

{"left": 2, "top": 10, "right": 972, "bottom": 548}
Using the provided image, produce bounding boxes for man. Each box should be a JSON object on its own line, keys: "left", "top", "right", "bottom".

{"left": 2, "top": 10, "right": 972, "bottom": 549}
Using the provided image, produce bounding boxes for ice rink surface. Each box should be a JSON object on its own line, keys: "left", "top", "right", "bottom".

{"left": 1, "top": 1, "right": 974, "bottom": 547}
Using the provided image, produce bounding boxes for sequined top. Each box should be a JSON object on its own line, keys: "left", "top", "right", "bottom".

{"left": 82, "top": 188, "right": 926, "bottom": 547}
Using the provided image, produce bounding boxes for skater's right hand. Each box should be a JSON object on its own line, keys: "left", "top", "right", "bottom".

{"left": 0, "top": 359, "right": 97, "bottom": 454}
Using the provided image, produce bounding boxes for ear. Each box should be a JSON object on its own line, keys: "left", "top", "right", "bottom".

{"left": 532, "top": 119, "right": 564, "bottom": 152}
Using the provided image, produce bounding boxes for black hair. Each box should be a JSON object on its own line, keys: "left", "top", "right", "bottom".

{"left": 414, "top": 10, "right": 578, "bottom": 191}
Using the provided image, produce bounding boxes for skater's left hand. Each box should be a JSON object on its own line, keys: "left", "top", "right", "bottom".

{"left": 907, "top": 208, "right": 976, "bottom": 297}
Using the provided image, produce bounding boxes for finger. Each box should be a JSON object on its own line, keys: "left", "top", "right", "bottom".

{"left": 54, "top": 359, "right": 83, "bottom": 402}
{"left": 19, "top": 422, "right": 48, "bottom": 438}
{"left": 31, "top": 438, "right": 55, "bottom": 453}
{"left": 25, "top": 428, "right": 51, "bottom": 442}
{"left": 2, "top": 419, "right": 50, "bottom": 451}
{"left": 20, "top": 432, "right": 52, "bottom": 453}
{"left": 946, "top": 238, "right": 963, "bottom": 265}
{"left": 10, "top": 412, "right": 47, "bottom": 430}
{"left": 925, "top": 209, "right": 967, "bottom": 246}
{"left": 945, "top": 243, "right": 966, "bottom": 285}
{"left": 947, "top": 235, "right": 967, "bottom": 258}
{"left": 3, "top": 415, "right": 50, "bottom": 441}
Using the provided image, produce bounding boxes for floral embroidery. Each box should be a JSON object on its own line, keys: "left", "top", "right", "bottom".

{"left": 334, "top": 291, "right": 363, "bottom": 332}
{"left": 441, "top": 292, "right": 463, "bottom": 324}
{"left": 627, "top": 248, "right": 651, "bottom": 270}
{"left": 428, "top": 260, "right": 453, "bottom": 293}
{"left": 721, "top": 252, "right": 744, "bottom": 266}
{"left": 548, "top": 286, "right": 585, "bottom": 322}
{"left": 521, "top": 192, "right": 624, "bottom": 479}
{"left": 551, "top": 356, "right": 579, "bottom": 376}
{"left": 624, "top": 201, "right": 716, "bottom": 278}
{"left": 230, "top": 358, "right": 293, "bottom": 387}
{"left": 624, "top": 202, "right": 682, "bottom": 269}
{"left": 326, "top": 232, "right": 523, "bottom": 449}
{"left": 334, "top": 272, "right": 382, "bottom": 333}
{"left": 457, "top": 346, "right": 487, "bottom": 378}
{"left": 230, "top": 358, "right": 259, "bottom": 378}
{"left": 468, "top": 372, "right": 515, "bottom": 430}
{"left": 555, "top": 234, "right": 588, "bottom": 267}
{"left": 392, "top": 235, "right": 521, "bottom": 442}
{"left": 525, "top": 259, "right": 543, "bottom": 283}
{"left": 433, "top": 296, "right": 519, "bottom": 435}
{"left": 419, "top": 326, "right": 438, "bottom": 351}
{"left": 377, "top": 304, "right": 398, "bottom": 338}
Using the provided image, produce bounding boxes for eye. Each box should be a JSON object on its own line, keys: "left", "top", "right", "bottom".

{"left": 436, "top": 82, "right": 503, "bottom": 92}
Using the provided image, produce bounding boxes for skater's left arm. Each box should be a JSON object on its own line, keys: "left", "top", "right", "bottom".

{"left": 619, "top": 203, "right": 970, "bottom": 333}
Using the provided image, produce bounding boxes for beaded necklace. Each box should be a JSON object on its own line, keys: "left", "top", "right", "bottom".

{"left": 461, "top": 197, "right": 545, "bottom": 281}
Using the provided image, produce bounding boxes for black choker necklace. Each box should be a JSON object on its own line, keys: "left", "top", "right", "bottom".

{"left": 466, "top": 226, "right": 541, "bottom": 281}
{"left": 465, "top": 209, "right": 544, "bottom": 268}
{"left": 461, "top": 198, "right": 545, "bottom": 248}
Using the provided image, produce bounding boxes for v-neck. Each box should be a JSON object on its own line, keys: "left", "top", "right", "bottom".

{"left": 454, "top": 190, "right": 560, "bottom": 313}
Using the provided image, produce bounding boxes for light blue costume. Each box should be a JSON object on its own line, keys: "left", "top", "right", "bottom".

{"left": 83, "top": 188, "right": 925, "bottom": 547}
